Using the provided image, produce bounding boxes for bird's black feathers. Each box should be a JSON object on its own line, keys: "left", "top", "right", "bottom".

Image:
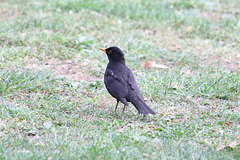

{"left": 105, "top": 46, "right": 125, "bottom": 63}
{"left": 102, "top": 46, "right": 155, "bottom": 114}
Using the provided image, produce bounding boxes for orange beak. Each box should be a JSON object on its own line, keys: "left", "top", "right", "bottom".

{"left": 100, "top": 48, "right": 106, "bottom": 52}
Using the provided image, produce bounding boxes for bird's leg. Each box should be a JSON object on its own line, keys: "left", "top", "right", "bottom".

{"left": 123, "top": 105, "right": 126, "bottom": 113}
{"left": 114, "top": 100, "right": 119, "bottom": 112}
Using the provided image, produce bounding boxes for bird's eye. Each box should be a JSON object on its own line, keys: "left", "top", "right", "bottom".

{"left": 108, "top": 50, "right": 112, "bottom": 54}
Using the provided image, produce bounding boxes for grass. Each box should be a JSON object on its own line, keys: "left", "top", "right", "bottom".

{"left": 0, "top": 0, "right": 240, "bottom": 159}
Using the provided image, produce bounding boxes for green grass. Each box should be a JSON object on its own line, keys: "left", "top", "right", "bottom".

{"left": 0, "top": 0, "right": 240, "bottom": 159}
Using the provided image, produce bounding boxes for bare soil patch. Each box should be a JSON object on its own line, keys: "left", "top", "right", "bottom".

{"left": 152, "top": 28, "right": 240, "bottom": 70}
{"left": 25, "top": 57, "right": 102, "bottom": 81}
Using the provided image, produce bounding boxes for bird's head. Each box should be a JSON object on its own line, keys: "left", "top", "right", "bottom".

{"left": 100, "top": 46, "right": 125, "bottom": 63}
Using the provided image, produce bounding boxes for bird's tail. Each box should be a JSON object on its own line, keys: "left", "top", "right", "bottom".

{"left": 130, "top": 97, "right": 156, "bottom": 114}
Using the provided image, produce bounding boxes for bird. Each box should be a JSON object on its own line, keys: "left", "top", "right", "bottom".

{"left": 100, "top": 46, "right": 156, "bottom": 114}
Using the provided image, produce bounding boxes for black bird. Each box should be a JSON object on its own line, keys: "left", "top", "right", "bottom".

{"left": 100, "top": 46, "right": 156, "bottom": 114}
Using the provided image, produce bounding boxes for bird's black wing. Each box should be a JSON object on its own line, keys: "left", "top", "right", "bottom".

{"left": 126, "top": 68, "right": 156, "bottom": 114}
{"left": 104, "top": 69, "right": 128, "bottom": 105}
{"left": 127, "top": 69, "right": 144, "bottom": 100}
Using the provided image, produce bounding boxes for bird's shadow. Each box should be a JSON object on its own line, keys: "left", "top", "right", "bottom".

{"left": 85, "top": 104, "right": 156, "bottom": 123}
{"left": 108, "top": 110, "right": 155, "bottom": 122}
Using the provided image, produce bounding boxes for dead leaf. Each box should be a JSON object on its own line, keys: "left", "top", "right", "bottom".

{"left": 180, "top": 68, "right": 192, "bottom": 75}
{"left": 228, "top": 141, "right": 238, "bottom": 149}
{"left": 152, "top": 61, "right": 169, "bottom": 69}
{"left": 47, "top": 156, "right": 53, "bottom": 160}
{"left": 185, "top": 26, "right": 194, "bottom": 33}
{"left": 143, "top": 153, "right": 149, "bottom": 157}
{"left": 225, "top": 122, "right": 232, "bottom": 125}
{"left": 144, "top": 96, "right": 150, "bottom": 101}
{"left": 148, "top": 125, "right": 155, "bottom": 128}
{"left": 217, "top": 141, "right": 239, "bottom": 151}
{"left": 169, "top": 82, "right": 183, "bottom": 89}
{"left": 141, "top": 60, "right": 169, "bottom": 69}
{"left": 36, "top": 142, "right": 45, "bottom": 147}
{"left": 216, "top": 142, "right": 225, "bottom": 151}
{"left": 117, "top": 129, "right": 124, "bottom": 133}
{"left": 144, "top": 29, "right": 155, "bottom": 35}
{"left": 141, "top": 60, "right": 153, "bottom": 69}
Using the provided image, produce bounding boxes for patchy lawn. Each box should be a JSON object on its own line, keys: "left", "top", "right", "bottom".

{"left": 0, "top": 0, "right": 239, "bottom": 159}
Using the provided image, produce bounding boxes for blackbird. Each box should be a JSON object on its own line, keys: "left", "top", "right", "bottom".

{"left": 100, "top": 46, "right": 156, "bottom": 114}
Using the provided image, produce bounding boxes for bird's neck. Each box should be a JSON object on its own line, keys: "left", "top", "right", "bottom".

{"left": 108, "top": 60, "right": 125, "bottom": 66}
{"left": 109, "top": 58, "right": 125, "bottom": 64}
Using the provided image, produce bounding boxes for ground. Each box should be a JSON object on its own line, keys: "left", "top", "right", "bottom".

{"left": 0, "top": 0, "right": 240, "bottom": 159}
